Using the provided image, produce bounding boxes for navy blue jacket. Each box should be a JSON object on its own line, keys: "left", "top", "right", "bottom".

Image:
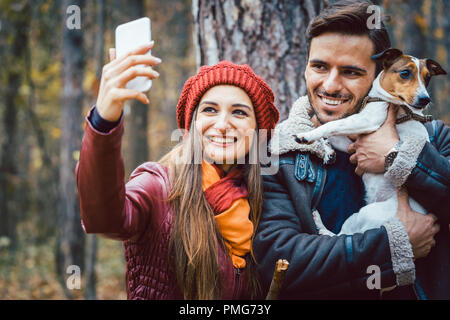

{"left": 254, "top": 120, "right": 449, "bottom": 299}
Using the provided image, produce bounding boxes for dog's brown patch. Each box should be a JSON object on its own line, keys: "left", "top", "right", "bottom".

{"left": 380, "top": 55, "right": 421, "bottom": 106}
{"left": 419, "top": 59, "right": 432, "bottom": 87}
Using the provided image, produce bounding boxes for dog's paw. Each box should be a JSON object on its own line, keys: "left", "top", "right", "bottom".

{"left": 323, "top": 150, "right": 336, "bottom": 164}
{"left": 293, "top": 134, "right": 314, "bottom": 145}
{"left": 312, "top": 210, "right": 335, "bottom": 236}
{"left": 312, "top": 210, "right": 325, "bottom": 229}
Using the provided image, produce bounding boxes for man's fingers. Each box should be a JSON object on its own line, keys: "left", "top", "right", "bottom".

{"left": 431, "top": 220, "right": 440, "bottom": 235}
{"left": 347, "top": 143, "right": 357, "bottom": 154}
{"left": 349, "top": 153, "right": 357, "bottom": 164}
{"left": 348, "top": 134, "right": 358, "bottom": 142}
{"left": 386, "top": 104, "right": 399, "bottom": 123}
{"left": 354, "top": 166, "right": 364, "bottom": 176}
{"left": 110, "top": 87, "right": 150, "bottom": 104}
{"left": 427, "top": 213, "right": 438, "bottom": 223}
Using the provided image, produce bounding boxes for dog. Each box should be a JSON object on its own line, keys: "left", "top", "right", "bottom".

{"left": 295, "top": 48, "right": 447, "bottom": 236}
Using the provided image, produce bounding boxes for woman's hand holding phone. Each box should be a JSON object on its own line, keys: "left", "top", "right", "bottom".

{"left": 96, "top": 41, "right": 161, "bottom": 122}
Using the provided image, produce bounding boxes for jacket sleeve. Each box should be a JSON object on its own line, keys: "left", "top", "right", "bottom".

{"left": 254, "top": 164, "right": 406, "bottom": 298}
{"left": 404, "top": 120, "right": 450, "bottom": 223}
{"left": 75, "top": 108, "right": 164, "bottom": 241}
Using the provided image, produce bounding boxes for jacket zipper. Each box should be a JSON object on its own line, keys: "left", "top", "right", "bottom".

{"left": 232, "top": 267, "right": 241, "bottom": 299}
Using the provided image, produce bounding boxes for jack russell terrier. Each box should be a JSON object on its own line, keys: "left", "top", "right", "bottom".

{"left": 295, "top": 48, "right": 447, "bottom": 236}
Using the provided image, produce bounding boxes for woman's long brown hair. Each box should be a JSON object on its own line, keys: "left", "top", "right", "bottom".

{"left": 160, "top": 113, "right": 263, "bottom": 300}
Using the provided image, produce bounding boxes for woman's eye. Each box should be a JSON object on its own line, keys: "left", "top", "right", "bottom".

{"left": 202, "top": 106, "right": 217, "bottom": 113}
{"left": 233, "top": 109, "right": 248, "bottom": 116}
{"left": 399, "top": 70, "right": 411, "bottom": 79}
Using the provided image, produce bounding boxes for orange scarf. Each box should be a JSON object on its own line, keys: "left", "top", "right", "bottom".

{"left": 202, "top": 160, "right": 253, "bottom": 268}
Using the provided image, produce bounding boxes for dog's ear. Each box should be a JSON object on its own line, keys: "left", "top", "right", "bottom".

{"left": 426, "top": 58, "right": 447, "bottom": 76}
{"left": 371, "top": 48, "right": 403, "bottom": 69}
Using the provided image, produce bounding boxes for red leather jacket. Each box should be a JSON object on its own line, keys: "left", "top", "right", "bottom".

{"left": 75, "top": 112, "right": 251, "bottom": 299}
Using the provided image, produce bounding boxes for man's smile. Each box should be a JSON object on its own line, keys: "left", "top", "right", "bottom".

{"left": 317, "top": 93, "right": 351, "bottom": 109}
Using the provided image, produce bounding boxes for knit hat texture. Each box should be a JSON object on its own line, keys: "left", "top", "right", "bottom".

{"left": 176, "top": 61, "right": 279, "bottom": 137}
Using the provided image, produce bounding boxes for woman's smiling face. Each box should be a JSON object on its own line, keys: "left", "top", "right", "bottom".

{"left": 195, "top": 85, "right": 257, "bottom": 171}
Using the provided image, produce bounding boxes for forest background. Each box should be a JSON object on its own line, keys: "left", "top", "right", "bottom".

{"left": 0, "top": 0, "right": 448, "bottom": 299}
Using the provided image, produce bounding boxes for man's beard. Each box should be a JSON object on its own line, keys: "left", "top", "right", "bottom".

{"left": 307, "top": 90, "right": 366, "bottom": 125}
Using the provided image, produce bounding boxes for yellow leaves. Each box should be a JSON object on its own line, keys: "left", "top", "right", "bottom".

{"left": 31, "top": 147, "right": 43, "bottom": 171}
{"left": 436, "top": 45, "right": 447, "bottom": 67}
{"left": 51, "top": 127, "right": 61, "bottom": 139}
{"left": 434, "top": 28, "right": 444, "bottom": 40}
{"left": 83, "top": 69, "right": 97, "bottom": 94}
{"left": 414, "top": 13, "right": 428, "bottom": 33}
{"left": 0, "top": 237, "right": 11, "bottom": 248}
{"left": 72, "top": 150, "right": 80, "bottom": 162}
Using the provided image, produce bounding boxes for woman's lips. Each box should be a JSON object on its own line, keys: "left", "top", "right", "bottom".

{"left": 207, "top": 136, "right": 238, "bottom": 147}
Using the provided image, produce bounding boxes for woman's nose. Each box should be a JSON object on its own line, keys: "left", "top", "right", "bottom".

{"left": 214, "top": 112, "right": 232, "bottom": 132}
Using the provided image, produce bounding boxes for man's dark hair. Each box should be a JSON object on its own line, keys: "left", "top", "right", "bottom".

{"left": 306, "top": 0, "right": 391, "bottom": 76}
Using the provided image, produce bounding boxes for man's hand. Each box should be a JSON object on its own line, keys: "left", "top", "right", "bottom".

{"left": 348, "top": 105, "right": 400, "bottom": 176}
{"left": 396, "top": 187, "right": 440, "bottom": 259}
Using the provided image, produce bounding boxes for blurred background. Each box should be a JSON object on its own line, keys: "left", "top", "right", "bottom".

{"left": 0, "top": 0, "right": 448, "bottom": 299}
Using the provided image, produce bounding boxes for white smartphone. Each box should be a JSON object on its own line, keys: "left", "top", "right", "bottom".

{"left": 115, "top": 17, "right": 152, "bottom": 92}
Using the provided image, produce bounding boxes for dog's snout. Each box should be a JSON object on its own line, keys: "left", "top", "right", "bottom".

{"left": 417, "top": 96, "right": 431, "bottom": 107}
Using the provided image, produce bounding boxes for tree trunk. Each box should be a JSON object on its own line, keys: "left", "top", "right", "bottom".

{"left": 192, "top": 0, "right": 328, "bottom": 120}
{"left": 83, "top": 0, "right": 106, "bottom": 301}
{"left": 57, "top": 0, "right": 86, "bottom": 299}
{"left": 0, "top": 0, "right": 31, "bottom": 249}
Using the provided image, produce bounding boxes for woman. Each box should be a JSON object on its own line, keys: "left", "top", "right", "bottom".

{"left": 76, "top": 41, "right": 279, "bottom": 300}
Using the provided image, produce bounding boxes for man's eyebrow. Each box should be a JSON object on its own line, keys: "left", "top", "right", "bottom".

{"left": 309, "top": 59, "right": 367, "bottom": 74}
{"left": 309, "top": 59, "right": 328, "bottom": 65}
{"left": 341, "top": 65, "right": 367, "bottom": 74}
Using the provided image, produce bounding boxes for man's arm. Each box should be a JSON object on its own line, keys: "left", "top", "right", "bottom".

{"left": 253, "top": 164, "right": 411, "bottom": 298}
{"left": 402, "top": 120, "right": 450, "bottom": 223}
{"left": 348, "top": 107, "right": 449, "bottom": 221}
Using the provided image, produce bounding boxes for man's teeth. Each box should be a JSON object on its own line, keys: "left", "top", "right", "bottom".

{"left": 209, "top": 137, "right": 235, "bottom": 143}
{"left": 321, "top": 97, "right": 346, "bottom": 105}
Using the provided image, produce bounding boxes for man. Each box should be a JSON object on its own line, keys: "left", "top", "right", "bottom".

{"left": 254, "top": 0, "right": 449, "bottom": 299}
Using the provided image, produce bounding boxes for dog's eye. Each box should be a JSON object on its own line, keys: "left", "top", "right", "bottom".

{"left": 399, "top": 70, "right": 411, "bottom": 79}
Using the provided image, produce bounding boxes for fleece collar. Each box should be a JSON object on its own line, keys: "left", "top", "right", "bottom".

{"left": 269, "top": 95, "right": 332, "bottom": 162}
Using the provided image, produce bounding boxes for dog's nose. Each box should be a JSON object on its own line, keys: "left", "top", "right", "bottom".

{"left": 417, "top": 96, "right": 431, "bottom": 107}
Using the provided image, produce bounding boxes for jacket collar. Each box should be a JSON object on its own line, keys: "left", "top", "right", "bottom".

{"left": 269, "top": 95, "right": 331, "bottom": 162}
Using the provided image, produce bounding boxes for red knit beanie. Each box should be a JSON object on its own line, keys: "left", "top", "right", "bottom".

{"left": 176, "top": 61, "right": 279, "bottom": 138}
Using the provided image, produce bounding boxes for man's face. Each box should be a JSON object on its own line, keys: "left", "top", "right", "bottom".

{"left": 305, "top": 32, "right": 377, "bottom": 125}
